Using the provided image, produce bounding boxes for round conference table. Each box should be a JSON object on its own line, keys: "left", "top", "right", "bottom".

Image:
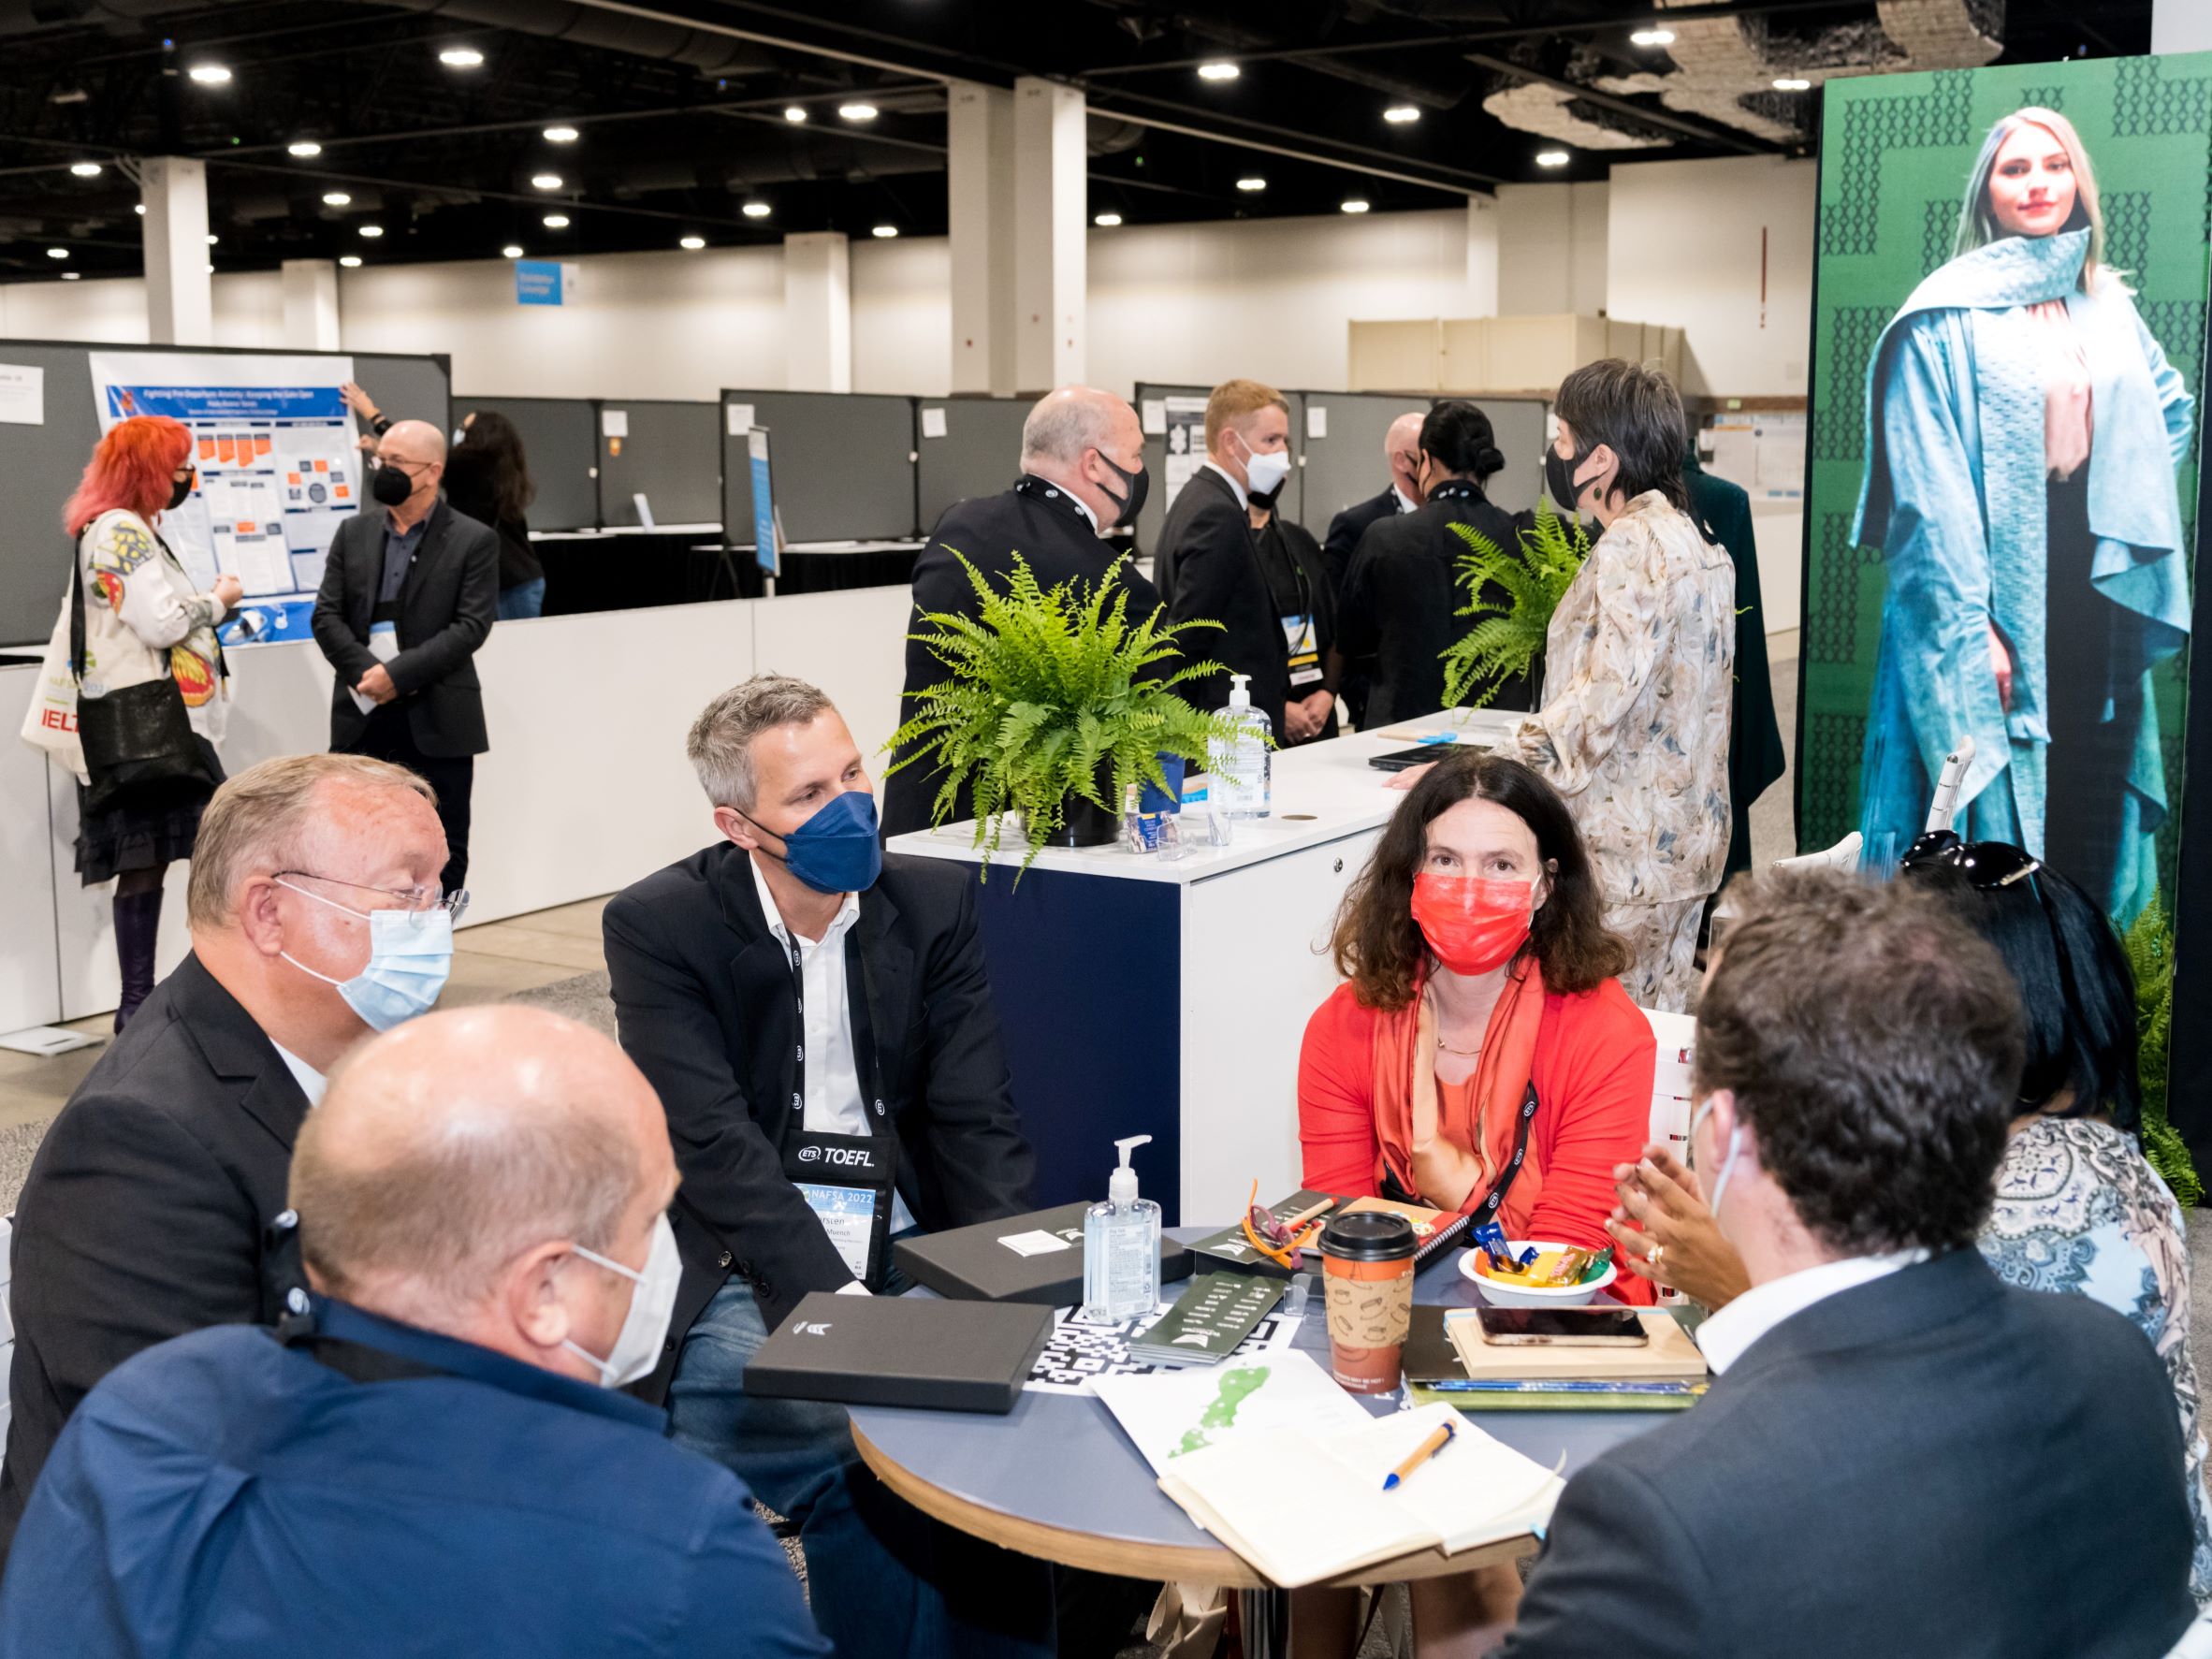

{"left": 848, "top": 1228, "right": 1677, "bottom": 1656}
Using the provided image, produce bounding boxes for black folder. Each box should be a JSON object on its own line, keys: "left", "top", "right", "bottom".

{"left": 892, "top": 1201, "right": 1193, "bottom": 1306}
{"left": 743, "top": 1292, "right": 1054, "bottom": 1414}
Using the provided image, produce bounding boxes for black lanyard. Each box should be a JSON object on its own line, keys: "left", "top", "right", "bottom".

{"left": 1427, "top": 480, "right": 1482, "bottom": 505}
{"left": 1381, "top": 1082, "right": 1539, "bottom": 1225}
{"left": 781, "top": 926, "right": 889, "bottom": 1130}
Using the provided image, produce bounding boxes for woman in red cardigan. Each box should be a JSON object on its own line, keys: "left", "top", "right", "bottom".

{"left": 1300, "top": 749, "right": 1658, "bottom": 1289}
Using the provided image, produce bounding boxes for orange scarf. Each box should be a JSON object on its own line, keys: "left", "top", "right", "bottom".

{"left": 1370, "top": 960, "right": 1548, "bottom": 1230}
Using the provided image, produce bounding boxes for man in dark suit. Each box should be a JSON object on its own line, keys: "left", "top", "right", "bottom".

{"left": 604, "top": 674, "right": 1049, "bottom": 1659}
{"left": 1497, "top": 870, "right": 2198, "bottom": 1659}
{"left": 1337, "top": 399, "right": 1535, "bottom": 727}
{"left": 1319, "top": 410, "right": 1425, "bottom": 728}
{"left": 882, "top": 386, "right": 1157, "bottom": 837}
{"left": 0, "top": 752, "right": 451, "bottom": 1559}
{"left": 312, "top": 418, "right": 498, "bottom": 895}
{"left": 1155, "top": 379, "right": 1339, "bottom": 743}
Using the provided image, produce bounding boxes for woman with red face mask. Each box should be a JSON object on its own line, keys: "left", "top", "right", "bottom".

{"left": 1298, "top": 749, "right": 1658, "bottom": 1286}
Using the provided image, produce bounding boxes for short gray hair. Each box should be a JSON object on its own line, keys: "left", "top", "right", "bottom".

{"left": 1020, "top": 389, "right": 1117, "bottom": 473}
{"left": 687, "top": 673, "right": 835, "bottom": 809}
{"left": 186, "top": 753, "right": 436, "bottom": 927}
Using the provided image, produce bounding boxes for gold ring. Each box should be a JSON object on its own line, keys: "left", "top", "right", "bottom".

{"left": 1648, "top": 1242, "right": 1667, "bottom": 1274}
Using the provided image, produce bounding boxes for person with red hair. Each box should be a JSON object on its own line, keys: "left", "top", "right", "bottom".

{"left": 50, "top": 415, "right": 241, "bottom": 1028}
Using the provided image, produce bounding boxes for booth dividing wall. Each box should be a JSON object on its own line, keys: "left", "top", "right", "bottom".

{"left": 463, "top": 395, "right": 598, "bottom": 531}
{"left": 597, "top": 399, "right": 722, "bottom": 529}
{"left": 721, "top": 390, "right": 917, "bottom": 546}
{"left": 0, "top": 340, "right": 450, "bottom": 648}
{"left": 915, "top": 398, "right": 1028, "bottom": 531}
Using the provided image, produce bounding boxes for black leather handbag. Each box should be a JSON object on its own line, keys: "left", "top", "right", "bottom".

{"left": 68, "top": 531, "right": 222, "bottom": 815}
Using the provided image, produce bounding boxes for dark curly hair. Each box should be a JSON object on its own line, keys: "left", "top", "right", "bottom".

{"left": 1696, "top": 868, "right": 2023, "bottom": 1256}
{"left": 1329, "top": 750, "right": 1629, "bottom": 1010}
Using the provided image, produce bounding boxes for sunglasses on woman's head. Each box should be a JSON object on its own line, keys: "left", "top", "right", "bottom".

{"left": 1899, "top": 832, "right": 2041, "bottom": 890}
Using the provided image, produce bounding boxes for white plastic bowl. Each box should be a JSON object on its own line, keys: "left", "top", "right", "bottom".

{"left": 1458, "top": 1238, "right": 1618, "bottom": 1307}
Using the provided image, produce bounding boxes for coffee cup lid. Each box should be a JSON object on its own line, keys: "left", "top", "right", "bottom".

{"left": 1319, "top": 1210, "right": 1419, "bottom": 1262}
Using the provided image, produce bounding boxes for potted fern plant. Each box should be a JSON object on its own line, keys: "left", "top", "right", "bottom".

{"left": 885, "top": 552, "right": 1235, "bottom": 877}
{"left": 2123, "top": 891, "right": 2202, "bottom": 1206}
{"left": 1438, "top": 497, "right": 1591, "bottom": 711}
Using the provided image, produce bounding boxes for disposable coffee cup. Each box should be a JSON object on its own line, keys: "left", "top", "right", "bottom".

{"left": 1318, "top": 1211, "right": 1419, "bottom": 1394}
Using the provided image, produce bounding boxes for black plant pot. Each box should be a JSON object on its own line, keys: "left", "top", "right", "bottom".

{"left": 1042, "top": 790, "right": 1121, "bottom": 848}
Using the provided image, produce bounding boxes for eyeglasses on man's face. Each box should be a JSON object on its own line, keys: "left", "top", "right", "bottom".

{"left": 275, "top": 869, "right": 470, "bottom": 926}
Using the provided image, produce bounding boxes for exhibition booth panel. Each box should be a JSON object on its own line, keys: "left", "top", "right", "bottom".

{"left": 914, "top": 397, "right": 1031, "bottom": 531}
{"left": 720, "top": 389, "right": 918, "bottom": 546}
{"left": 595, "top": 399, "right": 722, "bottom": 530}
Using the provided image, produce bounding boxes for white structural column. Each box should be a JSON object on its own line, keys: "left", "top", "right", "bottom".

{"left": 1464, "top": 195, "right": 1500, "bottom": 318}
{"left": 140, "top": 156, "right": 212, "bottom": 346}
{"left": 947, "top": 81, "right": 1018, "bottom": 397}
{"left": 279, "top": 258, "right": 341, "bottom": 351}
{"left": 783, "top": 230, "right": 852, "bottom": 393}
{"left": 2152, "top": 0, "right": 2211, "bottom": 49}
{"left": 1011, "top": 76, "right": 1086, "bottom": 393}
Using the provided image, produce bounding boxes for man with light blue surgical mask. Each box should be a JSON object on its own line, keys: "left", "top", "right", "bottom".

{"left": 1, "top": 752, "right": 453, "bottom": 1558}
{"left": 604, "top": 673, "right": 1048, "bottom": 1659}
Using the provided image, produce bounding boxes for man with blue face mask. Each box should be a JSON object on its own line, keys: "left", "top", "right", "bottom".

{"left": 604, "top": 673, "right": 1048, "bottom": 1659}
{"left": 0, "top": 752, "right": 453, "bottom": 1560}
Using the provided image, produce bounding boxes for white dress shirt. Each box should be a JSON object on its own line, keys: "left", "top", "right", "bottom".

{"left": 1391, "top": 484, "right": 1419, "bottom": 514}
{"left": 1693, "top": 1248, "right": 1930, "bottom": 1374}
{"left": 1202, "top": 458, "right": 1249, "bottom": 509}
{"left": 270, "top": 1041, "right": 327, "bottom": 1109}
{"left": 749, "top": 854, "right": 915, "bottom": 1235}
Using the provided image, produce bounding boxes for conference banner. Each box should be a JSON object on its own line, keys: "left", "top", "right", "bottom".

{"left": 1797, "top": 53, "right": 2212, "bottom": 929}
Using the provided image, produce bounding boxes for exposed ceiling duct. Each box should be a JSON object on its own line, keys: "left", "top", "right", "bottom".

{"left": 1481, "top": 81, "right": 1673, "bottom": 150}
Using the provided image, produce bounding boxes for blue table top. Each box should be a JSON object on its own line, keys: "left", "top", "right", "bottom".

{"left": 848, "top": 1230, "right": 1677, "bottom": 1569}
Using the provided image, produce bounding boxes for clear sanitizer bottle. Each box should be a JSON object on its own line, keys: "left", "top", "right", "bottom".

{"left": 1083, "top": 1135, "right": 1162, "bottom": 1322}
{"left": 1207, "top": 673, "right": 1273, "bottom": 820}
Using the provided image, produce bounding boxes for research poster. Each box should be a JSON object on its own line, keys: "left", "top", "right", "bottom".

{"left": 1159, "top": 395, "right": 1208, "bottom": 513}
{"left": 1797, "top": 53, "right": 2212, "bottom": 927}
{"left": 87, "top": 352, "right": 364, "bottom": 604}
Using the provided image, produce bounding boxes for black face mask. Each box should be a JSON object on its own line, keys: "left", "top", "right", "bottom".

{"left": 166, "top": 473, "right": 194, "bottom": 511}
{"left": 1094, "top": 451, "right": 1149, "bottom": 530}
{"left": 1249, "top": 480, "right": 1286, "bottom": 515}
{"left": 370, "top": 463, "right": 415, "bottom": 507}
{"left": 1544, "top": 441, "right": 1598, "bottom": 515}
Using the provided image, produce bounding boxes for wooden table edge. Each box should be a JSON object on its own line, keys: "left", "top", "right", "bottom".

{"left": 851, "top": 1419, "right": 1536, "bottom": 1592}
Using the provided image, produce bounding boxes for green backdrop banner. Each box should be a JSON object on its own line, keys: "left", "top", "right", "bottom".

{"left": 1799, "top": 52, "right": 2212, "bottom": 924}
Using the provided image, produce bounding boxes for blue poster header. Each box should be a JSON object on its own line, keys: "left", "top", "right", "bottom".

{"left": 515, "top": 260, "right": 566, "bottom": 306}
{"left": 104, "top": 384, "right": 346, "bottom": 421}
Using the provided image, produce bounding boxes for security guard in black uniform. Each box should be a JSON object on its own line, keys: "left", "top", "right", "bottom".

{"left": 882, "top": 386, "right": 1159, "bottom": 837}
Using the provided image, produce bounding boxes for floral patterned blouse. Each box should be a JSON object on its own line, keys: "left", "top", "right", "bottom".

{"left": 1980, "top": 1116, "right": 2212, "bottom": 1604}
{"left": 1504, "top": 490, "right": 1735, "bottom": 909}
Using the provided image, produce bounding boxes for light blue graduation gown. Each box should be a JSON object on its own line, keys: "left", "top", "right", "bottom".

{"left": 1853, "top": 227, "right": 2194, "bottom": 918}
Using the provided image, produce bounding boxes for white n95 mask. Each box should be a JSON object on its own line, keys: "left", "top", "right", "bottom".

{"left": 1242, "top": 444, "right": 1293, "bottom": 500}
{"left": 563, "top": 1213, "right": 681, "bottom": 1388}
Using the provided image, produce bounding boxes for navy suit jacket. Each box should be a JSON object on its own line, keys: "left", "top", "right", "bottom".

{"left": 0, "top": 1301, "right": 827, "bottom": 1659}
{"left": 1503, "top": 1250, "right": 2197, "bottom": 1659}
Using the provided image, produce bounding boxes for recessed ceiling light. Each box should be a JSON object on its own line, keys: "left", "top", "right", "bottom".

{"left": 69, "top": 160, "right": 102, "bottom": 177}
{"left": 1630, "top": 27, "right": 1676, "bottom": 46}
{"left": 50, "top": 88, "right": 88, "bottom": 105}
{"left": 502, "top": 243, "right": 524, "bottom": 258}
{"left": 357, "top": 225, "right": 383, "bottom": 238}
{"left": 1383, "top": 105, "right": 1419, "bottom": 124}
{"left": 838, "top": 102, "right": 879, "bottom": 122}
{"left": 205, "top": 233, "right": 218, "bottom": 244}
{"left": 438, "top": 46, "right": 484, "bottom": 67}
{"left": 871, "top": 223, "right": 898, "bottom": 239}
{"left": 1093, "top": 211, "right": 1123, "bottom": 226}
{"left": 531, "top": 172, "right": 562, "bottom": 190}
{"left": 186, "top": 64, "right": 231, "bottom": 84}
{"left": 287, "top": 139, "right": 323, "bottom": 157}
{"left": 322, "top": 191, "right": 351, "bottom": 207}
{"left": 134, "top": 203, "right": 145, "bottom": 215}
{"left": 1772, "top": 76, "right": 1812, "bottom": 91}
{"left": 679, "top": 234, "right": 706, "bottom": 250}
{"left": 543, "top": 124, "right": 579, "bottom": 143}
{"left": 1535, "top": 149, "right": 1570, "bottom": 167}
{"left": 783, "top": 105, "right": 808, "bottom": 123}
{"left": 1197, "top": 61, "right": 1239, "bottom": 81}
{"left": 340, "top": 255, "right": 362, "bottom": 268}
{"left": 61, "top": 270, "right": 80, "bottom": 281}
{"left": 1235, "top": 176, "right": 1267, "bottom": 192}
{"left": 741, "top": 200, "right": 772, "bottom": 219}
{"left": 1341, "top": 197, "right": 1371, "bottom": 214}
{"left": 45, "top": 247, "right": 67, "bottom": 259}
{"left": 542, "top": 212, "right": 570, "bottom": 228}
{"left": 204, "top": 262, "right": 214, "bottom": 272}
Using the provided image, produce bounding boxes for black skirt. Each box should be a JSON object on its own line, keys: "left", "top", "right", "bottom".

{"left": 73, "top": 735, "right": 226, "bottom": 887}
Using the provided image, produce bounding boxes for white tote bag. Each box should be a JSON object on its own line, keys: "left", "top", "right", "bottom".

{"left": 17, "top": 592, "right": 88, "bottom": 784}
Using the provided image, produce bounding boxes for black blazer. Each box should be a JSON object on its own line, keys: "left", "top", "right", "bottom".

{"left": 1502, "top": 1251, "right": 2198, "bottom": 1659}
{"left": 1157, "top": 465, "right": 1319, "bottom": 729}
{"left": 602, "top": 843, "right": 1036, "bottom": 1392}
{"left": 1321, "top": 486, "right": 1399, "bottom": 593}
{"left": 0, "top": 955, "right": 309, "bottom": 1558}
{"left": 312, "top": 497, "right": 500, "bottom": 757}
{"left": 882, "top": 478, "right": 1159, "bottom": 838}
{"left": 1336, "top": 486, "right": 1535, "bottom": 727}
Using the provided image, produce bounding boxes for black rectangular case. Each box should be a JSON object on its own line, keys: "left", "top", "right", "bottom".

{"left": 742, "top": 1292, "right": 1055, "bottom": 1414}
{"left": 892, "top": 1202, "right": 1192, "bottom": 1306}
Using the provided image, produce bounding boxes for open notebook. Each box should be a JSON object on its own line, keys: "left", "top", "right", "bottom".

{"left": 1157, "top": 1403, "right": 1564, "bottom": 1589}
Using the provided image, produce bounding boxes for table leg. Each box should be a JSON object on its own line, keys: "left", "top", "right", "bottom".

{"left": 1239, "top": 1587, "right": 1290, "bottom": 1658}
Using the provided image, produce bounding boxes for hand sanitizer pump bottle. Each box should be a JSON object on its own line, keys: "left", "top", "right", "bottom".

{"left": 1207, "top": 674, "right": 1273, "bottom": 820}
{"left": 1083, "top": 1135, "right": 1162, "bottom": 1321}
